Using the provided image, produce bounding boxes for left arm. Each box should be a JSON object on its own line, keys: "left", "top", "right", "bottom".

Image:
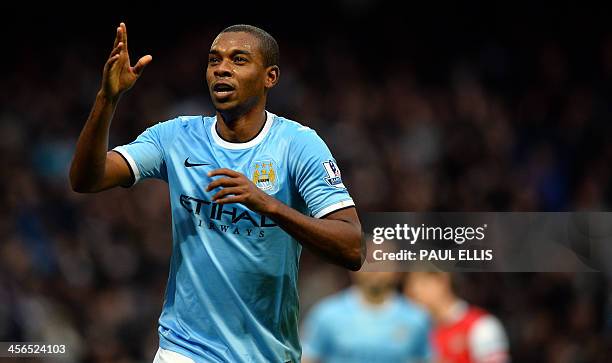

{"left": 207, "top": 168, "right": 364, "bottom": 271}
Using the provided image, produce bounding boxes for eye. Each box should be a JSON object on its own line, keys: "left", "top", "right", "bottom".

{"left": 234, "top": 56, "right": 248, "bottom": 64}
{"left": 208, "top": 56, "right": 220, "bottom": 64}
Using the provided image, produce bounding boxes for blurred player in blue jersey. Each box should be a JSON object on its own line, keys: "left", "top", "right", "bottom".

{"left": 70, "top": 22, "right": 363, "bottom": 363}
{"left": 301, "top": 270, "right": 431, "bottom": 363}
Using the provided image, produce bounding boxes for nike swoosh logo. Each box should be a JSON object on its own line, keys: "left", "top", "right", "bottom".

{"left": 184, "top": 158, "right": 211, "bottom": 167}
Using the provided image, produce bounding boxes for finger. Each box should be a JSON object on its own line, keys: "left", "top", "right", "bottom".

{"left": 208, "top": 168, "right": 241, "bottom": 178}
{"left": 132, "top": 55, "right": 152, "bottom": 75}
{"left": 206, "top": 177, "right": 239, "bottom": 192}
{"left": 104, "top": 54, "right": 121, "bottom": 72}
{"left": 214, "top": 195, "right": 244, "bottom": 205}
{"left": 109, "top": 42, "right": 123, "bottom": 58}
{"left": 211, "top": 187, "right": 243, "bottom": 201}
{"left": 113, "top": 26, "right": 121, "bottom": 49}
{"left": 121, "top": 22, "right": 128, "bottom": 51}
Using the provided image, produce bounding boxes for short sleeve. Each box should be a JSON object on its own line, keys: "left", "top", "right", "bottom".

{"left": 300, "top": 305, "right": 332, "bottom": 360}
{"left": 112, "top": 119, "right": 179, "bottom": 185}
{"left": 469, "top": 315, "right": 510, "bottom": 363}
{"left": 290, "top": 129, "right": 355, "bottom": 218}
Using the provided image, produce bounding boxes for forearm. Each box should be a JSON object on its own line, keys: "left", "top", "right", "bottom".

{"left": 69, "top": 91, "right": 118, "bottom": 192}
{"left": 206, "top": 169, "right": 365, "bottom": 270}
{"left": 266, "top": 200, "right": 364, "bottom": 270}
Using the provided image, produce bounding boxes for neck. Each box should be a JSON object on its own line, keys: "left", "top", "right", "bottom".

{"left": 357, "top": 286, "right": 394, "bottom": 306}
{"left": 431, "top": 294, "right": 460, "bottom": 323}
{"left": 216, "top": 103, "right": 267, "bottom": 143}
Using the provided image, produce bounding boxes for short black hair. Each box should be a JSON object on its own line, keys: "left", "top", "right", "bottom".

{"left": 220, "top": 24, "right": 279, "bottom": 68}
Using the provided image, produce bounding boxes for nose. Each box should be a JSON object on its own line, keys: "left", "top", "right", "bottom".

{"left": 214, "top": 59, "right": 232, "bottom": 78}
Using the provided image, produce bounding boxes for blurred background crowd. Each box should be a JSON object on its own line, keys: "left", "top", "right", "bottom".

{"left": 1, "top": 2, "right": 611, "bottom": 362}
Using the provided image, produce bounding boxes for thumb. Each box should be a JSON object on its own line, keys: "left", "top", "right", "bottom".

{"left": 132, "top": 55, "right": 153, "bottom": 76}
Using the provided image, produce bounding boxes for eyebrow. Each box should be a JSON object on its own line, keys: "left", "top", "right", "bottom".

{"left": 209, "top": 49, "right": 252, "bottom": 56}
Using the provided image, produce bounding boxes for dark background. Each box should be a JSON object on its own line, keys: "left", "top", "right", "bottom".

{"left": 1, "top": 1, "right": 611, "bottom": 362}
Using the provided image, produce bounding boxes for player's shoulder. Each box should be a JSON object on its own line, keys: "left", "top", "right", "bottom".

{"left": 396, "top": 296, "right": 431, "bottom": 325}
{"left": 176, "top": 115, "right": 207, "bottom": 128}
{"left": 271, "top": 113, "right": 318, "bottom": 139}
{"left": 271, "top": 113, "right": 312, "bottom": 131}
{"left": 468, "top": 311, "right": 509, "bottom": 355}
{"left": 149, "top": 116, "right": 203, "bottom": 146}
{"left": 471, "top": 311, "right": 506, "bottom": 334}
{"left": 149, "top": 115, "right": 203, "bottom": 133}
{"left": 270, "top": 113, "right": 329, "bottom": 154}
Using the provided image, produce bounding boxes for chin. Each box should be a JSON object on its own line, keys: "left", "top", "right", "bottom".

{"left": 212, "top": 99, "right": 238, "bottom": 112}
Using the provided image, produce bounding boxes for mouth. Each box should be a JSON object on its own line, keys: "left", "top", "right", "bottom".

{"left": 212, "top": 82, "right": 236, "bottom": 98}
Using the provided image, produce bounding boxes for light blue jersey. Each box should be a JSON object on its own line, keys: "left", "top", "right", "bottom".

{"left": 301, "top": 288, "right": 431, "bottom": 363}
{"left": 113, "top": 111, "right": 354, "bottom": 363}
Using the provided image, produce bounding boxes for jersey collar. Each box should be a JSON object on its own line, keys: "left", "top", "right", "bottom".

{"left": 211, "top": 111, "right": 275, "bottom": 150}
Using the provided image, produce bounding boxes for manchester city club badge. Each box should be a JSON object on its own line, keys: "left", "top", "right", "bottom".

{"left": 250, "top": 159, "right": 280, "bottom": 194}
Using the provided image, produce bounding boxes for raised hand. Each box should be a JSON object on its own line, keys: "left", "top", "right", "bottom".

{"left": 101, "top": 22, "right": 152, "bottom": 101}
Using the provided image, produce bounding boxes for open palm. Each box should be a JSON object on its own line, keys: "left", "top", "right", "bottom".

{"left": 102, "top": 23, "right": 152, "bottom": 100}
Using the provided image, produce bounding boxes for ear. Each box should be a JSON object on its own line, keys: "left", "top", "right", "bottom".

{"left": 264, "top": 65, "right": 280, "bottom": 89}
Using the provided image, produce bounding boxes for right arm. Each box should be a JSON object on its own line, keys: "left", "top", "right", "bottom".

{"left": 69, "top": 22, "right": 152, "bottom": 193}
{"left": 469, "top": 314, "right": 510, "bottom": 363}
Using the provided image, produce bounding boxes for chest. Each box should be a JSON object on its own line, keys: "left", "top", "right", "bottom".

{"left": 167, "top": 132, "right": 292, "bottom": 197}
{"left": 328, "top": 309, "right": 418, "bottom": 358}
{"left": 433, "top": 313, "right": 483, "bottom": 362}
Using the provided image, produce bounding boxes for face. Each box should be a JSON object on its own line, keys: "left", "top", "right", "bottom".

{"left": 206, "top": 32, "right": 278, "bottom": 113}
{"left": 351, "top": 271, "right": 399, "bottom": 295}
{"left": 404, "top": 272, "right": 449, "bottom": 310}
